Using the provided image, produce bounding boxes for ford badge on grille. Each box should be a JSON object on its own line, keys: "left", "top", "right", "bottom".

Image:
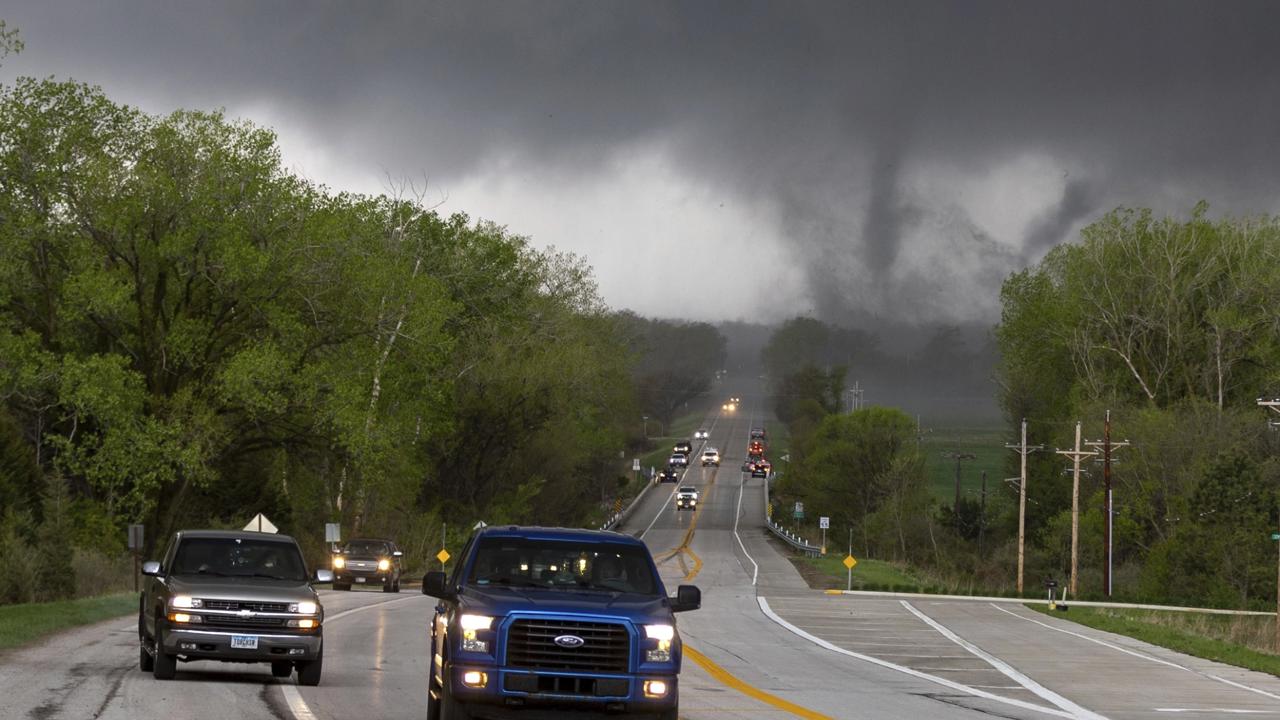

{"left": 553, "top": 634, "right": 585, "bottom": 648}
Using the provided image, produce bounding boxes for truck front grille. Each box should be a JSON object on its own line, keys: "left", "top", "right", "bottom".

{"left": 203, "top": 614, "right": 288, "bottom": 629}
{"left": 506, "top": 619, "right": 630, "bottom": 673}
{"left": 202, "top": 600, "right": 290, "bottom": 612}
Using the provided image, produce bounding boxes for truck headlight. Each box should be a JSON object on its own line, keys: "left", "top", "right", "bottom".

{"left": 332, "top": 556, "right": 345, "bottom": 569}
{"left": 170, "top": 595, "right": 202, "bottom": 609}
{"left": 378, "top": 558, "right": 391, "bottom": 571}
{"left": 645, "top": 624, "right": 675, "bottom": 662}
{"left": 290, "top": 601, "right": 318, "bottom": 614}
{"left": 460, "top": 614, "right": 494, "bottom": 653}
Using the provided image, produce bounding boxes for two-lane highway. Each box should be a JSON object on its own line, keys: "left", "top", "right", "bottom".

{"left": 5, "top": 386, "right": 1280, "bottom": 719}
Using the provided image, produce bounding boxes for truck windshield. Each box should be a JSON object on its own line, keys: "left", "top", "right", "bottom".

{"left": 171, "top": 538, "right": 308, "bottom": 581}
{"left": 468, "top": 538, "right": 660, "bottom": 595}
{"left": 343, "top": 540, "right": 390, "bottom": 556}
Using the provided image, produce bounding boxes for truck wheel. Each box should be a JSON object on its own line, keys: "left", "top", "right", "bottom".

{"left": 152, "top": 623, "right": 177, "bottom": 680}
{"left": 297, "top": 648, "right": 323, "bottom": 687}
{"left": 440, "top": 674, "right": 473, "bottom": 720}
{"left": 271, "top": 661, "right": 293, "bottom": 678}
{"left": 138, "top": 610, "right": 154, "bottom": 672}
{"left": 426, "top": 674, "right": 443, "bottom": 720}
{"left": 383, "top": 580, "right": 394, "bottom": 593}
{"left": 334, "top": 582, "right": 350, "bottom": 591}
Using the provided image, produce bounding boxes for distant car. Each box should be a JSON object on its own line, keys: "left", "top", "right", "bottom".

{"left": 332, "top": 538, "right": 404, "bottom": 592}
{"left": 657, "top": 467, "right": 680, "bottom": 483}
{"left": 694, "top": 429, "right": 709, "bottom": 440}
{"left": 750, "top": 427, "right": 766, "bottom": 440}
{"left": 748, "top": 440, "right": 764, "bottom": 458}
{"left": 675, "top": 487, "right": 699, "bottom": 510}
{"left": 701, "top": 448, "right": 720, "bottom": 466}
{"left": 669, "top": 452, "right": 689, "bottom": 468}
{"left": 673, "top": 441, "right": 693, "bottom": 455}
{"left": 751, "top": 460, "right": 771, "bottom": 478}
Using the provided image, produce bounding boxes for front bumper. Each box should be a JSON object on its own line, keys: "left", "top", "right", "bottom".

{"left": 335, "top": 570, "right": 392, "bottom": 585}
{"left": 161, "top": 627, "right": 322, "bottom": 662}
{"left": 448, "top": 664, "right": 677, "bottom": 716}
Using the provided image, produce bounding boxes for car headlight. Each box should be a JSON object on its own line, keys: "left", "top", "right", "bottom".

{"left": 645, "top": 624, "right": 675, "bottom": 662}
{"left": 290, "top": 601, "right": 318, "bottom": 614}
{"left": 332, "top": 556, "right": 345, "bottom": 569}
{"left": 378, "top": 558, "right": 391, "bottom": 571}
{"left": 459, "top": 614, "right": 495, "bottom": 653}
{"left": 170, "top": 595, "right": 202, "bottom": 609}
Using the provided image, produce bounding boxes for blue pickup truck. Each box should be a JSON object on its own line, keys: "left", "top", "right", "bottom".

{"left": 422, "top": 525, "right": 700, "bottom": 719}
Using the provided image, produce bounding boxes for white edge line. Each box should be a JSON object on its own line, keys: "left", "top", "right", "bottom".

{"left": 989, "top": 603, "right": 1280, "bottom": 702}
{"left": 734, "top": 474, "right": 758, "bottom": 586}
{"left": 901, "top": 600, "right": 1107, "bottom": 720}
{"left": 755, "top": 596, "right": 1077, "bottom": 720}
{"left": 282, "top": 594, "right": 428, "bottom": 720}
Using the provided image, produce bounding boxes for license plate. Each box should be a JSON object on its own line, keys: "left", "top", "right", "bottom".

{"left": 230, "top": 635, "right": 258, "bottom": 650}
{"left": 355, "top": 577, "right": 366, "bottom": 583}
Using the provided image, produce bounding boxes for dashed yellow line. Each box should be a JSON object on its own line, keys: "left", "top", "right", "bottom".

{"left": 684, "top": 645, "right": 833, "bottom": 720}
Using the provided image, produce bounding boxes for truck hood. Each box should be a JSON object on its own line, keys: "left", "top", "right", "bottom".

{"left": 168, "top": 575, "right": 319, "bottom": 603}
{"left": 460, "top": 585, "right": 673, "bottom": 626}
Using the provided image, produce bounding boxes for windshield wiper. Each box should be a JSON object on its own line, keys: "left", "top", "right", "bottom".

{"left": 573, "top": 580, "right": 627, "bottom": 593}
{"left": 489, "top": 577, "right": 547, "bottom": 588}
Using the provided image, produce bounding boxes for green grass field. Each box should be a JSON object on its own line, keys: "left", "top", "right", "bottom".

{"left": 0, "top": 593, "right": 137, "bottom": 650}
{"left": 1028, "top": 605, "right": 1280, "bottom": 677}
{"left": 797, "top": 555, "right": 922, "bottom": 591}
{"left": 919, "top": 423, "right": 1008, "bottom": 505}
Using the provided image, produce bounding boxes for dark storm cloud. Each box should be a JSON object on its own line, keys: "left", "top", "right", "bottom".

{"left": 5, "top": 0, "right": 1280, "bottom": 325}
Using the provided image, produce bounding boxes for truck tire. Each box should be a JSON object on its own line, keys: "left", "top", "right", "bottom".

{"left": 138, "top": 610, "right": 154, "bottom": 672}
{"left": 152, "top": 622, "right": 177, "bottom": 680}
{"left": 440, "top": 674, "right": 473, "bottom": 720}
{"left": 426, "top": 674, "right": 443, "bottom": 720}
{"left": 297, "top": 648, "right": 323, "bottom": 687}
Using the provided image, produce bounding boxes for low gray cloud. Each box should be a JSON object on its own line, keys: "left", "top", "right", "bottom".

{"left": 5, "top": 0, "right": 1280, "bottom": 326}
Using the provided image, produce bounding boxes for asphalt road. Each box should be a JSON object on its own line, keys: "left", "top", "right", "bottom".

{"left": 4, "top": 387, "right": 1280, "bottom": 719}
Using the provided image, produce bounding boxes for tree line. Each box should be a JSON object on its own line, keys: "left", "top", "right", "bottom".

{"left": 0, "top": 77, "right": 724, "bottom": 603}
{"left": 768, "top": 205, "right": 1280, "bottom": 608}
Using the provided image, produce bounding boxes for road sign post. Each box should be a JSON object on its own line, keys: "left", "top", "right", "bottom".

{"left": 819, "top": 516, "right": 829, "bottom": 555}
{"left": 127, "top": 524, "right": 144, "bottom": 593}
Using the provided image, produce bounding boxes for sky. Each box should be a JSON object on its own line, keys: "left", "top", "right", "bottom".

{"left": 4, "top": 1, "right": 1280, "bottom": 327}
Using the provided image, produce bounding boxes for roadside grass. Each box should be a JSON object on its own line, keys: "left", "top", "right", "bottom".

{"left": 797, "top": 555, "right": 921, "bottom": 591}
{"left": 0, "top": 593, "right": 136, "bottom": 650}
{"left": 919, "top": 423, "right": 1007, "bottom": 505}
{"left": 1028, "top": 605, "right": 1280, "bottom": 677}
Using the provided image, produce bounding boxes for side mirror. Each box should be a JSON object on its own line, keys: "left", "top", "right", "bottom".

{"left": 314, "top": 569, "right": 334, "bottom": 584}
{"left": 672, "top": 584, "right": 701, "bottom": 613}
{"left": 141, "top": 560, "right": 162, "bottom": 577}
{"left": 392, "top": 550, "right": 404, "bottom": 557}
{"left": 422, "top": 571, "right": 451, "bottom": 598}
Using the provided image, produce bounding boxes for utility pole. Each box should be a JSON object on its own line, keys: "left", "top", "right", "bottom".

{"left": 1259, "top": 398, "right": 1280, "bottom": 428}
{"left": 1056, "top": 421, "right": 1096, "bottom": 599}
{"left": 1006, "top": 418, "right": 1043, "bottom": 595}
{"left": 1086, "top": 410, "right": 1129, "bottom": 598}
{"left": 942, "top": 451, "right": 976, "bottom": 532}
{"left": 1256, "top": 398, "right": 1280, "bottom": 651}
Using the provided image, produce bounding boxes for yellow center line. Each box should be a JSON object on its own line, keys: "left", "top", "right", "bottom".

{"left": 657, "top": 465, "right": 715, "bottom": 580}
{"left": 684, "top": 645, "right": 834, "bottom": 720}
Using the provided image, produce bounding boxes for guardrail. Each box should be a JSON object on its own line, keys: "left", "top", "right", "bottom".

{"left": 600, "top": 472, "right": 658, "bottom": 532}
{"left": 762, "top": 475, "right": 822, "bottom": 557}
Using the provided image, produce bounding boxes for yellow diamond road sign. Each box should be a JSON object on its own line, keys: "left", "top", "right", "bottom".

{"left": 437, "top": 549, "right": 451, "bottom": 564}
{"left": 843, "top": 555, "right": 857, "bottom": 570}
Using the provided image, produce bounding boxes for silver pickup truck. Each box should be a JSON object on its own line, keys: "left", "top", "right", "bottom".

{"left": 138, "top": 529, "right": 333, "bottom": 684}
{"left": 675, "top": 487, "right": 699, "bottom": 510}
